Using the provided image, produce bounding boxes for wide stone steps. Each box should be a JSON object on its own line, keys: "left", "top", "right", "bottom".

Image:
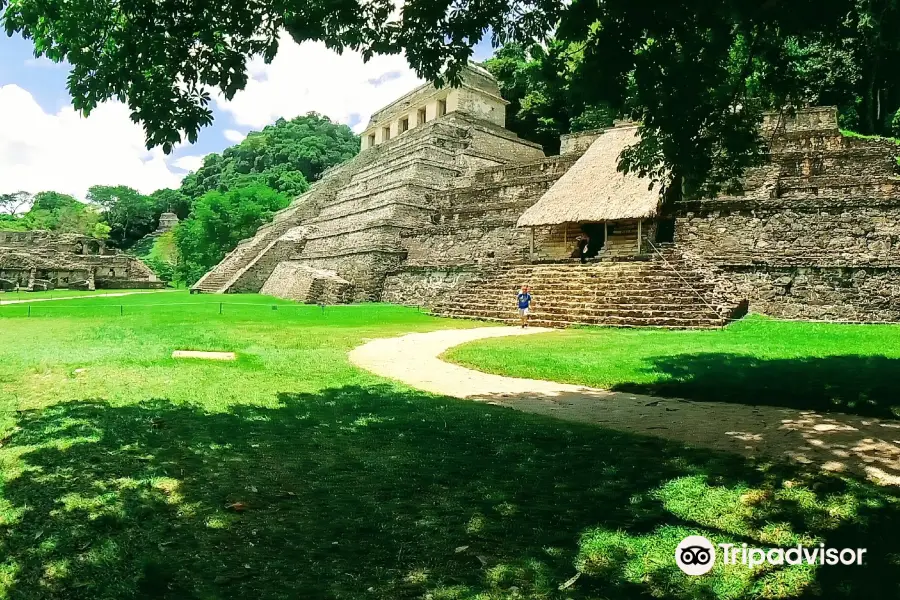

{"left": 431, "top": 256, "right": 730, "bottom": 329}
{"left": 194, "top": 277, "right": 229, "bottom": 292}
{"left": 461, "top": 276, "right": 714, "bottom": 288}
{"left": 454, "top": 284, "right": 715, "bottom": 295}
{"left": 441, "top": 306, "right": 721, "bottom": 321}
{"left": 437, "top": 311, "right": 724, "bottom": 329}
{"left": 446, "top": 303, "right": 716, "bottom": 317}
{"left": 450, "top": 292, "right": 712, "bottom": 305}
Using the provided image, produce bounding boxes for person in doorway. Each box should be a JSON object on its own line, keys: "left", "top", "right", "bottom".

{"left": 516, "top": 284, "right": 533, "bottom": 328}
{"left": 570, "top": 233, "right": 590, "bottom": 263}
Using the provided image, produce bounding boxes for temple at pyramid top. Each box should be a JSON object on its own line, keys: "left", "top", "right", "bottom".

{"left": 359, "top": 64, "right": 509, "bottom": 151}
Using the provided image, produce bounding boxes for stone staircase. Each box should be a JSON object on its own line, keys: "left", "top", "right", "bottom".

{"left": 431, "top": 252, "right": 738, "bottom": 328}
{"left": 191, "top": 163, "right": 354, "bottom": 293}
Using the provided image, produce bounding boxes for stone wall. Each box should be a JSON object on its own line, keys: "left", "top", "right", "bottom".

{"left": 298, "top": 251, "right": 404, "bottom": 302}
{"left": 559, "top": 129, "right": 605, "bottom": 156}
{"left": 718, "top": 266, "right": 900, "bottom": 322}
{"left": 382, "top": 265, "right": 485, "bottom": 306}
{"left": 400, "top": 156, "right": 575, "bottom": 268}
{"left": 674, "top": 107, "right": 900, "bottom": 322}
{"left": 677, "top": 199, "right": 900, "bottom": 264}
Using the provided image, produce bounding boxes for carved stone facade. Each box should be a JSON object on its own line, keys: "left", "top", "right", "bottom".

{"left": 0, "top": 231, "right": 163, "bottom": 291}
{"left": 360, "top": 65, "right": 507, "bottom": 150}
{"left": 195, "top": 69, "right": 900, "bottom": 326}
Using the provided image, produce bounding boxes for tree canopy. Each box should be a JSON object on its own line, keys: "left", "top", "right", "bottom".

{"left": 174, "top": 184, "right": 290, "bottom": 285}
{"left": 0, "top": 191, "right": 32, "bottom": 216}
{"left": 484, "top": 42, "right": 617, "bottom": 155}
{"left": 179, "top": 114, "right": 358, "bottom": 202}
{"left": 4, "top": 0, "right": 898, "bottom": 195}
{"left": 0, "top": 191, "right": 105, "bottom": 235}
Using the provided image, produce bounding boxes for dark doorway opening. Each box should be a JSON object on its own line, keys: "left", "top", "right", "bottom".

{"left": 581, "top": 223, "right": 607, "bottom": 259}
{"left": 655, "top": 219, "right": 676, "bottom": 244}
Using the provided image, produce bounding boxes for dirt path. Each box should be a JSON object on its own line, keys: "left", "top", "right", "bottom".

{"left": 350, "top": 326, "right": 900, "bottom": 486}
{"left": 0, "top": 289, "right": 177, "bottom": 305}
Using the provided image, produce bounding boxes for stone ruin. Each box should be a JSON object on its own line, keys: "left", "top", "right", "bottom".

{"left": 0, "top": 230, "right": 164, "bottom": 292}
{"left": 156, "top": 212, "right": 180, "bottom": 233}
{"left": 193, "top": 66, "right": 900, "bottom": 327}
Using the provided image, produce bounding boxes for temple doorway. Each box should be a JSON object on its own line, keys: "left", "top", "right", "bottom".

{"left": 581, "top": 223, "right": 607, "bottom": 258}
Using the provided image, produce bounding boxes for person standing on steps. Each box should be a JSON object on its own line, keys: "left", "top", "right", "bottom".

{"left": 516, "top": 284, "right": 533, "bottom": 328}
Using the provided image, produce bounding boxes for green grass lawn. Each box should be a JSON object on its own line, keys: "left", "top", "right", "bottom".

{"left": 0, "top": 288, "right": 170, "bottom": 304}
{"left": 447, "top": 315, "right": 900, "bottom": 419}
{"left": 0, "top": 297, "right": 897, "bottom": 599}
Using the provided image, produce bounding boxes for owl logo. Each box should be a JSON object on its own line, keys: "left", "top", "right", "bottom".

{"left": 675, "top": 536, "right": 716, "bottom": 575}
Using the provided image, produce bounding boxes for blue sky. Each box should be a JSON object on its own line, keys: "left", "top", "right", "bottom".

{"left": 0, "top": 31, "right": 496, "bottom": 198}
{"left": 0, "top": 34, "right": 230, "bottom": 164}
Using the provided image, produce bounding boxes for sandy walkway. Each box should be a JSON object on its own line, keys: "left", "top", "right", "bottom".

{"left": 350, "top": 326, "right": 900, "bottom": 485}
{"left": 0, "top": 289, "right": 177, "bottom": 305}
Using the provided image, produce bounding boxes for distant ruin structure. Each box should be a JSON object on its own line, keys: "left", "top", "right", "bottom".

{"left": 156, "top": 212, "right": 180, "bottom": 233}
{"left": 193, "top": 66, "right": 900, "bottom": 327}
{"left": 0, "top": 231, "right": 164, "bottom": 291}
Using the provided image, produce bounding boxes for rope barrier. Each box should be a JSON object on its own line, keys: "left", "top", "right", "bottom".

{"left": 644, "top": 238, "right": 729, "bottom": 326}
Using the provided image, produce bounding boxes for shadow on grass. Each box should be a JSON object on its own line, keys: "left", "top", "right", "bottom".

{"left": 0, "top": 385, "right": 897, "bottom": 599}
{"left": 613, "top": 354, "right": 900, "bottom": 419}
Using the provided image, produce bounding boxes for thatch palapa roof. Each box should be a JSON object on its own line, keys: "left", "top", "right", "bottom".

{"left": 517, "top": 126, "right": 661, "bottom": 227}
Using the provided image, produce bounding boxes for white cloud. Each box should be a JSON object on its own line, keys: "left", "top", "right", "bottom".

{"left": 224, "top": 129, "right": 247, "bottom": 143}
{"left": 0, "top": 84, "right": 184, "bottom": 198}
{"left": 172, "top": 155, "right": 205, "bottom": 173}
{"left": 215, "top": 37, "right": 423, "bottom": 133}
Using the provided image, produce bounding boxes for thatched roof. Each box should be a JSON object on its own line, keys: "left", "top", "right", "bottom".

{"left": 517, "top": 126, "right": 660, "bottom": 227}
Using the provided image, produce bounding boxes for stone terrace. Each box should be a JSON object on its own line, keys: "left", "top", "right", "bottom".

{"left": 430, "top": 251, "right": 731, "bottom": 328}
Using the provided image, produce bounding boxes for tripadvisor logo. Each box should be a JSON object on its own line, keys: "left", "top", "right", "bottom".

{"left": 675, "top": 536, "right": 716, "bottom": 575}
{"left": 675, "top": 535, "right": 867, "bottom": 575}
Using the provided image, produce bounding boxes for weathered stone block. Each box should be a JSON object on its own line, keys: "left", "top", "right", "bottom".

{"left": 30, "top": 279, "right": 55, "bottom": 291}
{"left": 261, "top": 261, "right": 352, "bottom": 304}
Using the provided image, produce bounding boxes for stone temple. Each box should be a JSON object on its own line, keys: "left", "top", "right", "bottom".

{"left": 0, "top": 231, "right": 162, "bottom": 292}
{"left": 194, "top": 66, "right": 900, "bottom": 327}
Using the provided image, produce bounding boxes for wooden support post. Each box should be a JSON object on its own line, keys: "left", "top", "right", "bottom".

{"left": 637, "top": 219, "right": 643, "bottom": 255}
{"left": 529, "top": 227, "right": 535, "bottom": 261}
{"left": 603, "top": 222, "right": 608, "bottom": 255}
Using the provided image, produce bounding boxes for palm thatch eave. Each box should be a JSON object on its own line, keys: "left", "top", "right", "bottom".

{"left": 517, "top": 126, "right": 661, "bottom": 227}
